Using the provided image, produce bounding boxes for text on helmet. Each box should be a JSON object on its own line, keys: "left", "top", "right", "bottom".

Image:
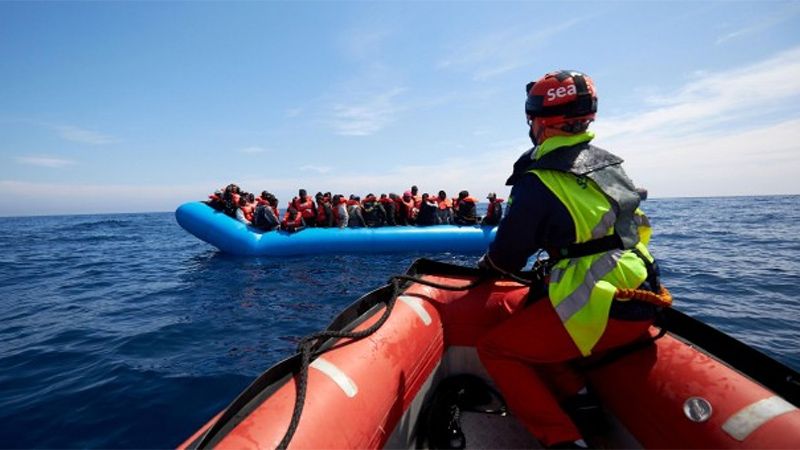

{"left": 546, "top": 85, "right": 577, "bottom": 102}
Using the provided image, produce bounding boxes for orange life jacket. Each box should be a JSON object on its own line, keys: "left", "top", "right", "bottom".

{"left": 282, "top": 212, "right": 304, "bottom": 229}
{"left": 437, "top": 197, "right": 453, "bottom": 210}
{"left": 241, "top": 204, "right": 254, "bottom": 222}
{"left": 292, "top": 197, "right": 316, "bottom": 220}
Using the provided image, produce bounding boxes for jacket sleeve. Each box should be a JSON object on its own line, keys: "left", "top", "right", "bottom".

{"left": 486, "top": 174, "right": 571, "bottom": 272}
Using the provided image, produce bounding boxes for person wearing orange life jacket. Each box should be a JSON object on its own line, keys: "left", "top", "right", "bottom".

{"left": 481, "top": 192, "right": 505, "bottom": 226}
{"left": 453, "top": 190, "right": 479, "bottom": 225}
{"left": 253, "top": 191, "right": 280, "bottom": 231}
{"left": 362, "top": 194, "right": 386, "bottom": 227}
{"left": 235, "top": 196, "right": 252, "bottom": 225}
{"left": 315, "top": 192, "right": 333, "bottom": 228}
{"left": 435, "top": 190, "right": 454, "bottom": 224}
{"left": 380, "top": 194, "right": 397, "bottom": 226}
{"left": 207, "top": 190, "right": 224, "bottom": 211}
{"left": 281, "top": 207, "right": 306, "bottom": 232}
{"left": 347, "top": 195, "right": 366, "bottom": 228}
{"left": 410, "top": 185, "right": 422, "bottom": 209}
{"left": 397, "top": 190, "right": 417, "bottom": 225}
{"left": 291, "top": 189, "right": 317, "bottom": 227}
{"left": 475, "top": 70, "right": 662, "bottom": 449}
{"left": 415, "top": 193, "right": 438, "bottom": 226}
{"left": 331, "top": 195, "right": 349, "bottom": 228}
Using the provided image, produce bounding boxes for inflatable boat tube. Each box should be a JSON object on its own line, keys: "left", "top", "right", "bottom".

{"left": 175, "top": 202, "right": 497, "bottom": 256}
{"left": 180, "top": 259, "right": 800, "bottom": 449}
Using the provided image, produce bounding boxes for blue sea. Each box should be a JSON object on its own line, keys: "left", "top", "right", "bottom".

{"left": 1, "top": 196, "right": 798, "bottom": 448}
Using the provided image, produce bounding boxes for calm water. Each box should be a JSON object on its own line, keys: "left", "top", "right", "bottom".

{"left": 1, "top": 196, "right": 798, "bottom": 448}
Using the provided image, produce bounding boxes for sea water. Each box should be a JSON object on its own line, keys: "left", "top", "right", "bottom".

{"left": 0, "top": 195, "right": 798, "bottom": 448}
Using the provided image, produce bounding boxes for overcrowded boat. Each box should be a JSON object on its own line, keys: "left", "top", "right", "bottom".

{"left": 175, "top": 201, "right": 498, "bottom": 256}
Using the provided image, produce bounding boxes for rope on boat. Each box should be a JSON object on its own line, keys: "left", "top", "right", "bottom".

{"left": 277, "top": 273, "right": 490, "bottom": 449}
{"left": 615, "top": 285, "right": 673, "bottom": 308}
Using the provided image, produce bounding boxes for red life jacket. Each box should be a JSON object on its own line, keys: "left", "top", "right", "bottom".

{"left": 281, "top": 212, "right": 304, "bottom": 229}
{"left": 331, "top": 198, "right": 348, "bottom": 223}
{"left": 241, "top": 205, "right": 254, "bottom": 222}
{"left": 485, "top": 198, "right": 505, "bottom": 221}
{"left": 292, "top": 197, "right": 316, "bottom": 220}
{"left": 316, "top": 202, "right": 329, "bottom": 223}
{"left": 437, "top": 197, "right": 452, "bottom": 210}
{"left": 398, "top": 197, "right": 416, "bottom": 219}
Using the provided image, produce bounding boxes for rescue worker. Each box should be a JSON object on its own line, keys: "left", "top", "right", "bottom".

{"left": 453, "top": 190, "right": 479, "bottom": 225}
{"left": 475, "top": 70, "right": 661, "bottom": 449}
{"left": 291, "top": 189, "right": 317, "bottom": 227}
{"left": 481, "top": 192, "right": 504, "bottom": 226}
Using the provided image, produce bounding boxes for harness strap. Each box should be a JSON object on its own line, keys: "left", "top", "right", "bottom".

{"left": 548, "top": 234, "right": 623, "bottom": 260}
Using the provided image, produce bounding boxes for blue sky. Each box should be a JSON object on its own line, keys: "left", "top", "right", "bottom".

{"left": 2, "top": 1, "right": 799, "bottom": 216}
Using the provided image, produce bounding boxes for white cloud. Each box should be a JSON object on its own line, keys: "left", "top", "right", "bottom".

{"left": 587, "top": 46, "right": 800, "bottom": 197}
{"left": 329, "top": 87, "right": 406, "bottom": 136}
{"left": 437, "top": 18, "right": 585, "bottom": 80}
{"left": 55, "top": 125, "right": 117, "bottom": 145}
{"left": 716, "top": 3, "right": 800, "bottom": 45}
{"left": 15, "top": 156, "right": 75, "bottom": 168}
{"left": 593, "top": 45, "right": 800, "bottom": 141}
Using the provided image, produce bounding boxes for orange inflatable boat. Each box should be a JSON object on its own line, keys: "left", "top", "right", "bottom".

{"left": 180, "top": 259, "right": 800, "bottom": 449}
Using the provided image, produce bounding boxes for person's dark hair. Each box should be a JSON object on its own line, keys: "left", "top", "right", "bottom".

{"left": 422, "top": 193, "right": 429, "bottom": 200}
{"left": 261, "top": 190, "right": 269, "bottom": 199}
{"left": 411, "top": 185, "right": 418, "bottom": 194}
{"left": 438, "top": 190, "right": 446, "bottom": 198}
{"left": 248, "top": 193, "right": 255, "bottom": 203}
{"left": 380, "top": 193, "right": 387, "bottom": 199}
{"left": 299, "top": 189, "right": 307, "bottom": 197}
{"left": 238, "top": 196, "right": 247, "bottom": 206}
{"left": 459, "top": 190, "right": 469, "bottom": 199}
{"left": 389, "top": 193, "right": 397, "bottom": 200}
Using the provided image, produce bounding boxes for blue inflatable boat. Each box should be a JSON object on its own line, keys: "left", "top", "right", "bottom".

{"left": 175, "top": 202, "right": 497, "bottom": 256}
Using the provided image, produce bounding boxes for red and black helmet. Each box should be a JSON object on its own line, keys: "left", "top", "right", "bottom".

{"left": 525, "top": 70, "right": 597, "bottom": 126}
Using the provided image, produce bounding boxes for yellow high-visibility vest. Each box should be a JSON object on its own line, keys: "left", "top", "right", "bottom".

{"left": 528, "top": 132, "right": 654, "bottom": 356}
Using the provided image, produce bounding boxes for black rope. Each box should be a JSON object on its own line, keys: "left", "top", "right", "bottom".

{"left": 276, "top": 273, "right": 490, "bottom": 449}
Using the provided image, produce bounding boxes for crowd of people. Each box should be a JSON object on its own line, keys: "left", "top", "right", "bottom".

{"left": 205, "top": 184, "right": 505, "bottom": 232}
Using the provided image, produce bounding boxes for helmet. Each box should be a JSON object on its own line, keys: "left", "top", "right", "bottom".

{"left": 525, "top": 70, "right": 597, "bottom": 128}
